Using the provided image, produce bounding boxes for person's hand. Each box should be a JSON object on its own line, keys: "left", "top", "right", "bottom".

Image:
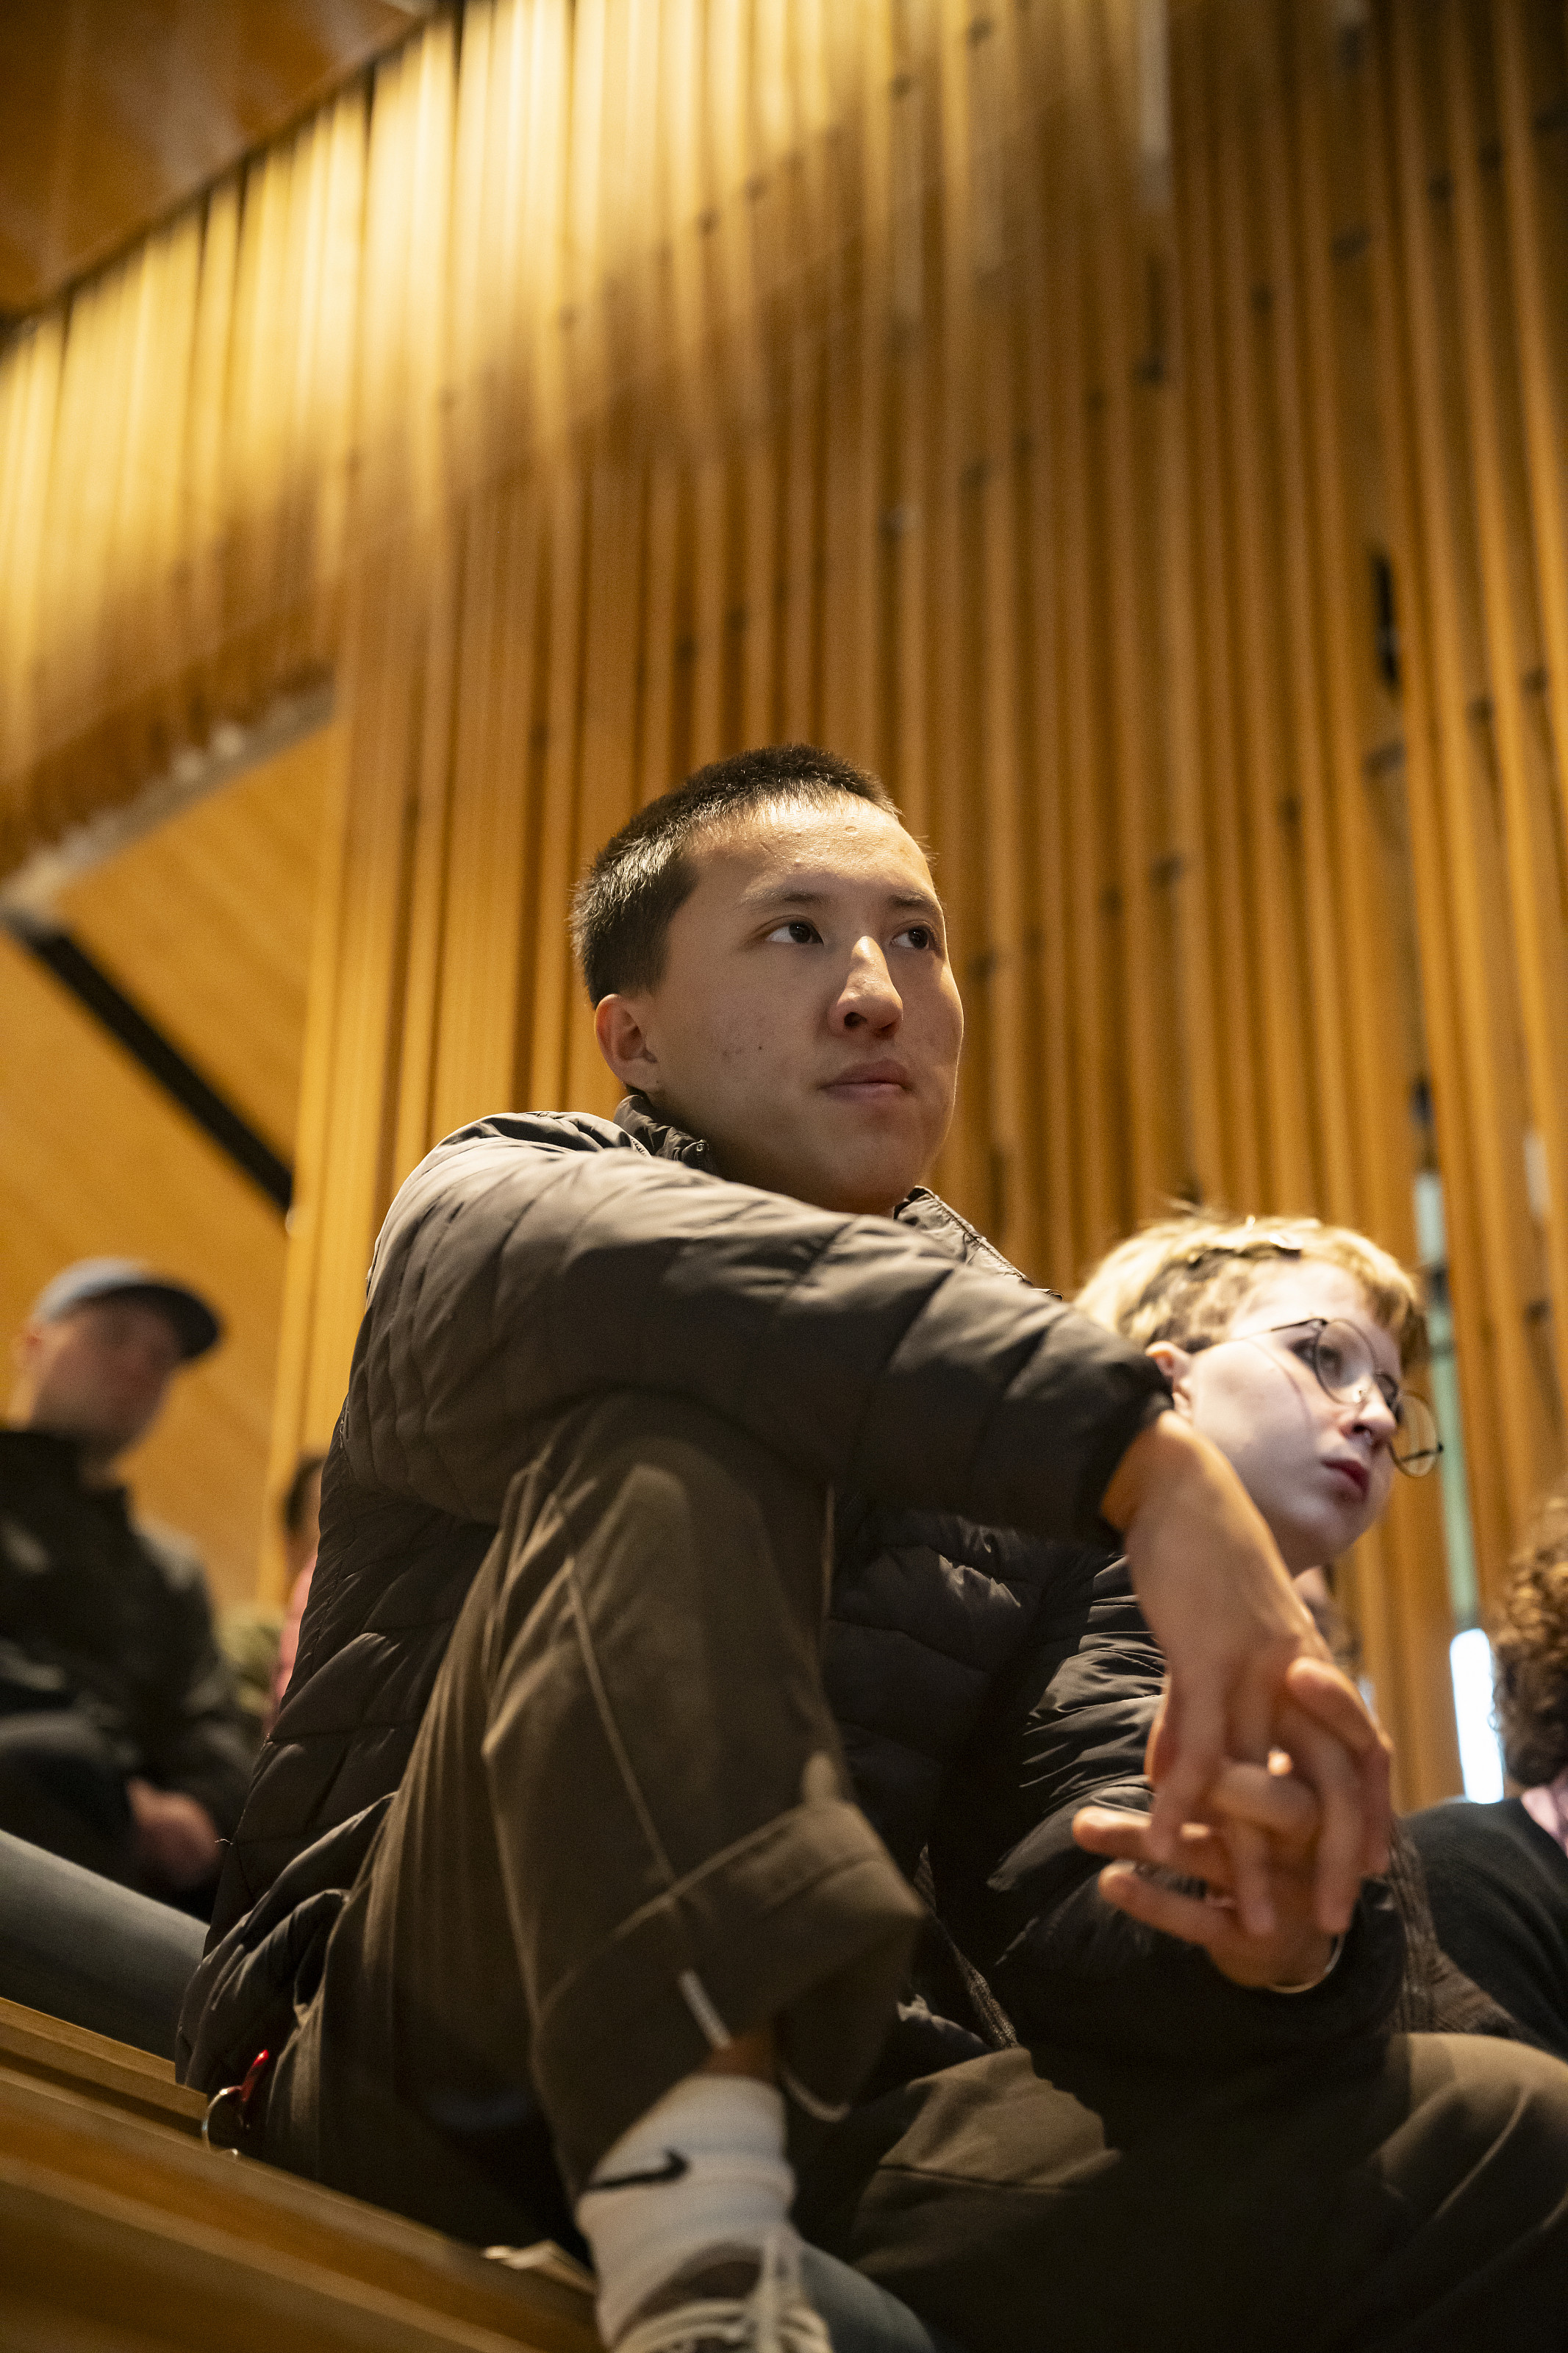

{"left": 1100, "top": 1415, "right": 1389, "bottom": 1935}
{"left": 1073, "top": 1754, "right": 1336, "bottom": 1990}
{"left": 126, "top": 1779, "right": 221, "bottom": 1890}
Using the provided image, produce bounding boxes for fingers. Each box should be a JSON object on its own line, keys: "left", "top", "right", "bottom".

{"left": 1073, "top": 1805, "right": 1158, "bottom": 1860}
{"left": 1273, "top": 1699, "right": 1366, "bottom": 1934}
{"left": 1144, "top": 1686, "right": 1173, "bottom": 1789}
{"left": 1077, "top": 1765, "right": 1317, "bottom": 1859}
{"left": 1356, "top": 1713, "right": 1394, "bottom": 1879}
{"left": 1149, "top": 1660, "right": 1389, "bottom": 1937}
{"left": 1145, "top": 1674, "right": 1297, "bottom": 1932}
{"left": 1097, "top": 1860, "right": 1234, "bottom": 1954}
{"left": 1217, "top": 1815, "right": 1272, "bottom": 1938}
{"left": 1098, "top": 1820, "right": 1239, "bottom": 1892}
{"left": 1283, "top": 1655, "right": 1393, "bottom": 1877}
{"left": 1281, "top": 1654, "right": 1374, "bottom": 1739}
{"left": 1220, "top": 1655, "right": 1288, "bottom": 1935}
{"left": 1145, "top": 1679, "right": 1225, "bottom": 1870}
{"left": 1210, "top": 1759, "right": 1319, "bottom": 1843}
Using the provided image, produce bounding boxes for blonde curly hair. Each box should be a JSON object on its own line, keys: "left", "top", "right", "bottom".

{"left": 1075, "top": 1207, "right": 1426, "bottom": 1371}
{"left": 1494, "top": 1493, "right": 1568, "bottom": 1787}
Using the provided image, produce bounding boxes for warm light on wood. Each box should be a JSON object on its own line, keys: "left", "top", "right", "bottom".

{"left": 7, "top": 0, "right": 1568, "bottom": 1798}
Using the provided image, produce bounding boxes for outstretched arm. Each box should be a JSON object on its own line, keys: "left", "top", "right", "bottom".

{"left": 350, "top": 1115, "right": 1164, "bottom": 1539}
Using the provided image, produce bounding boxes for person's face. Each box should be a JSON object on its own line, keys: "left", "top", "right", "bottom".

{"left": 595, "top": 798, "right": 965, "bottom": 1215}
{"left": 12, "top": 1299, "right": 184, "bottom": 1463}
{"left": 1149, "top": 1261, "right": 1403, "bottom": 1572}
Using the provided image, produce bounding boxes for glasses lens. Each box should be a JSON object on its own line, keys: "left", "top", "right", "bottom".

{"left": 1309, "top": 1322, "right": 1444, "bottom": 1476}
{"left": 1391, "top": 1390, "right": 1442, "bottom": 1476}
{"left": 1310, "top": 1321, "right": 1374, "bottom": 1401}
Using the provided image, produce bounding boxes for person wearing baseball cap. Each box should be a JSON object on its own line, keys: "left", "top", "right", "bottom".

{"left": 0, "top": 1259, "right": 251, "bottom": 1910}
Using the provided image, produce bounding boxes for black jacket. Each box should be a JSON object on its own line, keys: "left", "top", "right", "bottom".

{"left": 0, "top": 1429, "right": 252, "bottom": 1835}
{"left": 180, "top": 1098, "right": 1402, "bottom": 2090}
{"left": 1406, "top": 1797, "right": 1568, "bottom": 2059}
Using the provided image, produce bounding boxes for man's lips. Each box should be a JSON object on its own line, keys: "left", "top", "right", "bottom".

{"left": 823, "top": 1062, "right": 911, "bottom": 1099}
{"left": 1325, "top": 1456, "right": 1370, "bottom": 1499}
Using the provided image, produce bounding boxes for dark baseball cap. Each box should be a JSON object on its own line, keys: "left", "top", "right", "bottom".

{"left": 29, "top": 1258, "right": 223, "bottom": 1363}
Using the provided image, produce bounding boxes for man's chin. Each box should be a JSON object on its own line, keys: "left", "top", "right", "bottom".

{"left": 722, "top": 1104, "right": 935, "bottom": 1215}
{"left": 792, "top": 1146, "right": 931, "bottom": 1218}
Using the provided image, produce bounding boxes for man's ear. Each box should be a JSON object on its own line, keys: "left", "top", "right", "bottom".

{"left": 594, "top": 995, "right": 660, "bottom": 1093}
{"left": 1145, "top": 1340, "right": 1198, "bottom": 1421}
{"left": 9, "top": 1322, "right": 43, "bottom": 1418}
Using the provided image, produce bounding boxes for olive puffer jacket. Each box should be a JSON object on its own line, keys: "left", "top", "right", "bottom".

{"left": 181, "top": 1097, "right": 1406, "bottom": 2092}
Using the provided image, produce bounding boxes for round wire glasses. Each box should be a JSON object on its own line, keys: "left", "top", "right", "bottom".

{"left": 1232, "top": 1316, "right": 1444, "bottom": 1477}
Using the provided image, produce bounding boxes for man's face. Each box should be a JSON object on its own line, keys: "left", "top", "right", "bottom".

{"left": 596, "top": 798, "right": 964, "bottom": 1214}
{"left": 13, "top": 1298, "right": 184, "bottom": 1463}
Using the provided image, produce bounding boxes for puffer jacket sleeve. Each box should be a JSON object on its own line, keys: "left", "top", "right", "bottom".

{"left": 348, "top": 1114, "right": 1167, "bottom": 1542}
{"left": 939, "top": 1549, "right": 1405, "bottom": 2065}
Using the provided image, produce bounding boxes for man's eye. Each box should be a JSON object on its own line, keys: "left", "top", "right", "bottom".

{"left": 894, "top": 924, "right": 938, "bottom": 952}
{"left": 767, "top": 920, "right": 820, "bottom": 945}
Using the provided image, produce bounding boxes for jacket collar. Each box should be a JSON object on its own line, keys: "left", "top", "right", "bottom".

{"left": 612, "top": 1093, "right": 1025, "bottom": 1277}
{"left": 614, "top": 1092, "right": 716, "bottom": 1171}
{"left": 0, "top": 1426, "right": 130, "bottom": 1513}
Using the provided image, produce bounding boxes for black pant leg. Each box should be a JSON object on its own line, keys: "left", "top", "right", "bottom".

{"left": 262, "top": 1390, "right": 921, "bottom": 2232}
{"left": 0, "top": 1711, "right": 133, "bottom": 1882}
{"left": 801, "top": 2033, "right": 1568, "bottom": 2353}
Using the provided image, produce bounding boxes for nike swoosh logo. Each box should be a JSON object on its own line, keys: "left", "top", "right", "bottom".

{"left": 587, "top": 2150, "right": 690, "bottom": 2193}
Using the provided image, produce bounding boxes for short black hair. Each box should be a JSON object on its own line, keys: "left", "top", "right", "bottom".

{"left": 570, "top": 743, "right": 898, "bottom": 1005}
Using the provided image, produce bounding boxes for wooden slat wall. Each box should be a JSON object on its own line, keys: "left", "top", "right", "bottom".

{"left": 0, "top": 932, "right": 287, "bottom": 1613}
{"left": 9, "top": 0, "right": 1568, "bottom": 1796}
{"left": 0, "top": 728, "right": 335, "bottom": 1607}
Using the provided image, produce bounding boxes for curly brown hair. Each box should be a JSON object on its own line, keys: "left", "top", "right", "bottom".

{"left": 1494, "top": 1491, "right": 1568, "bottom": 1788}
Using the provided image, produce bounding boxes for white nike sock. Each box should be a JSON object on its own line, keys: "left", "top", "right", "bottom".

{"left": 576, "top": 2074, "right": 795, "bottom": 2343}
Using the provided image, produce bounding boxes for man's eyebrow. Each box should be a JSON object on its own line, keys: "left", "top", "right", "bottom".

{"left": 741, "top": 885, "right": 945, "bottom": 919}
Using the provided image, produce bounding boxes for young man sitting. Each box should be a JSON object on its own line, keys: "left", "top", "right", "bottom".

{"left": 181, "top": 749, "right": 1551, "bottom": 2352}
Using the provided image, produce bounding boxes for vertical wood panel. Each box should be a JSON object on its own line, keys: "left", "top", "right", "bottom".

{"left": 14, "top": 0, "right": 1568, "bottom": 1791}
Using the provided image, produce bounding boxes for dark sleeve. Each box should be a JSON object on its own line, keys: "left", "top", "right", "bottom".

{"left": 937, "top": 1550, "right": 1405, "bottom": 2065}
{"left": 347, "top": 1117, "right": 1168, "bottom": 1541}
{"left": 1405, "top": 1800, "right": 1568, "bottom": 2063}
{"left": 144, "top": 1549, "right": 256, "bottom": 1839}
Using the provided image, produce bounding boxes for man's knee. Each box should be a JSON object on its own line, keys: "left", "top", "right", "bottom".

{"left": 515, "top": 1388, "right": 812, "bottom": 1518}
{"left": 497, "top": 1388, "right": 828, "bottom": 1620}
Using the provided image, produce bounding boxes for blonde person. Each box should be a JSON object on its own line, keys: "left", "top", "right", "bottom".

{"left": 1061, "top": 1210, "right": 1514, "bottom": 2021}
{"left": 800, "top": 1207, "right": 1562, "bottom": 2351}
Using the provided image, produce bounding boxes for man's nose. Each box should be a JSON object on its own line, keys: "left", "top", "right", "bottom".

{"left": 834, "top": 940, "right": 901, "bottom": 1032}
